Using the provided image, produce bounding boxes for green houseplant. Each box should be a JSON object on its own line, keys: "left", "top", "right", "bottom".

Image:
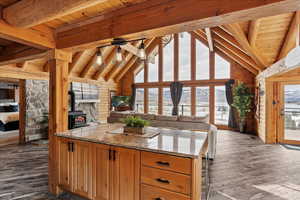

{"left": 232, "top": 83, "right": 253, "bottom": 133}
{"left": 123, "top": 116, "right": 150, "bottom": 135}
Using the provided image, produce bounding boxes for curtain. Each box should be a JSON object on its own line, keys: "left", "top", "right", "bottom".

{"left": 225, "top": 79, "right": 238, "bottom": 128}
{"left": 130, "top": 84, "right": 136, "bottom": 111}
{"left": 170, "top": 82, "right": 183, "bottom": 116}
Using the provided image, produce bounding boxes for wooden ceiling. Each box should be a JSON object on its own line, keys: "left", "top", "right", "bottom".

{"left": 0, "top": 0, "right": 299, "bottom": 82}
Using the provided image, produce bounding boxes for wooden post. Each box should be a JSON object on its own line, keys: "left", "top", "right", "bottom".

{"left": 19, "top": 79, "right": 26, "bottom": 144}
{"left": 48, "top": 49, "right": 72, "bottom": 195}
{"left": 174, "top": 34, "right": 179, "bottom": 81}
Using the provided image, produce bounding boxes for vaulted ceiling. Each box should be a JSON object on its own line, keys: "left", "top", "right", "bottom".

{"left": 0, "top": 0, "right": 298, "bottom": 82}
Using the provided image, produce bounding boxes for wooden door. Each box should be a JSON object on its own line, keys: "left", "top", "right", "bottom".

{"left": 92, "top": 143, "right": 111, "bottom": 200}
{"left": 110, "top": 147, "right": 140, "bottom": 200}
{"left": 58, "top": 138, "right": 73, "bottom": 191}
{"left": 73, "top": 140, "right": 92, "bottom": 198}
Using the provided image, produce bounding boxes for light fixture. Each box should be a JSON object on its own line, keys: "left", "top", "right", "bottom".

{"left": 116, "top": 46, "right": 123, "bottom": 62}
{"left": 96, "top": 48, "right": 103, "bottom": 65}
{"left": 138, "top": 40, "right": 146, "bottom": 61}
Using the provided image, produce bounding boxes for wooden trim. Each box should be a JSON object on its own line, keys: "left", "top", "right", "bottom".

{"left": 158, "top": 87, "right": 163, "bottom": 115}
{"left": 159, "top": 39, "right": 163, "bottom": 82}
{"left": 209, "top": 52, "right": 215, "bottom": 80}
{"left": 191, "top": 86, "right": 196, "bottom": 116}
{"left": 144, "top": 88, "right": 149, "bottom": 113}
{"left": 174, "top": 34, "right": 179, "bottom": 81}
{"left": 209, "top": 85, "right": 215, "bottom": 124}
{"left": 191, "top": 34, "right": 196, "bottom": 81}
{"left": 19, "top": 79, "right": 26, "bottom": 144}
{"left": 144, "top": 61, "right": 149, "bottom": 83}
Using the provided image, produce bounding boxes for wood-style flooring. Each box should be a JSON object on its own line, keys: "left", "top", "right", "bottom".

{"left": 0, "top": 130, "right": 299, "bottom": 200}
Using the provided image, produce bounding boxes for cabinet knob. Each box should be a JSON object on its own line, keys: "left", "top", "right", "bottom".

{"left": 156, "top": 178, "right": 170, "bottom": 184}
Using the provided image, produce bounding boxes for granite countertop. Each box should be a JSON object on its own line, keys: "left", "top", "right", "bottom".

{"left": 55, "top": 123, "right": 208, "bottom": 158}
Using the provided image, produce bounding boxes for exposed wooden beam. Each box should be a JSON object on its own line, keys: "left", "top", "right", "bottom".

{"left": 92, "top": 47, "right": 117, "bottom": 80}
{"left": 248, "top": 19, "right": 261, "bottom": 47}
{"left": 68, "top": 51, "right": 85, "bottom": 74}
{"left": 121, "top": 43, "right": 140, "bottom": 57}
{"left": 115, "top": 38, "right": 159, "bottom": 82}
{"left": 278, "top": 11, "right": 300, "bottom": 60}
{"left": 0, "top": 65, "right": 49, "bottom": 80}
{"left": 16, "top": 61, "right": 27, "bottom": 69}
{"left": 56, "top": 0, "right": 300, "bottom": 50}
{"left": 0, "top": 20, "right": 55, "bottom": 49}
{"left": 225, "top": 23, "right": 268, "bottom": 68}
{"left": 205, "top": 28, "right": 214, "bottom": 51}
{"left": 193, "top": 30, "right": 259, "bottom": 75}
{"left": 3, "top": 0, "right": 107, "bottom": 28}
{"left": 0, "top": 47, "right": 47, "bottom": 66}
{"left": 80, "top": 51, "right": 97, "bottom": 78}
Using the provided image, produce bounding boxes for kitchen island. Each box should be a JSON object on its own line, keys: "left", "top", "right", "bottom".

{"left": 55, "top": 123, "right": 208, "bottom": 200}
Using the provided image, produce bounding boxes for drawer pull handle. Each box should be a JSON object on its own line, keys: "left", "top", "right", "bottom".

{"left": 156, "top": 178, "right": 170, "bottom": 184}
{"left": 155, "top": 198, "right": 165, "bottom": 200}
{"left": 156, "top": 161, "right": 170, "bottom": 166}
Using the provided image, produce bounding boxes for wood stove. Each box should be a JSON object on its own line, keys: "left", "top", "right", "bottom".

{"left": 68, "top": 85, "right": 87, "bottom": 129}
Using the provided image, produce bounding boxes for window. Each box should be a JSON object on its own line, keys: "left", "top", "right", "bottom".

{"left": 179, "top": 32, "right": 191, "bottom": 81}
{"left": 148, "top": 48, "right": 159, "bottom": 82}
{"left": 134, "top": 66, "right": 144, "bottom": 83}
{"left": 135, "top": 88, "right": 144, "bottom": 113}
{"left": 215, "top": 86, "right": 229, "bottom": 125}
{"left": 215, "top": 54, "right": 230, "bottom": 79}
{"left": 148, "top": 88, "right": 159, "bottom": 114}
{"left": 163, "top": 88, "right": 172, "bottom": 116}
{"left": 163, "top": 37, "right": 174, "bottom": 81}
{"left": 179, "top": 87, "right": 191, "bottom": 116}
{"left": 196, "top": 87, "right": 209, "bottom": 117}
{"left": 196, "top": 40, "right": 209, "bottom": 80}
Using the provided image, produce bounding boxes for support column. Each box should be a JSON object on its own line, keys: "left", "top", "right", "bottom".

{"left": 19, "top": 79, "right": 26, "bottom": 144}
{"left": 48, "top": 49, "right": 72, "bottom": 194}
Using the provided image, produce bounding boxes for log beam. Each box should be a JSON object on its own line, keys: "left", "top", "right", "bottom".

{"left": 56, "top": 0, "right": 300, "bottom": 50}
{"left": 278, "top": 11, "right": 300, "bottom": 60}
{"left": 205, "top": 28, "right": 214, "bottom": 51}
{"left": 248, "top": 19, "right": 261, "bottom": 47}
{"left": 3, "top": 0, "right": 107, "bottom": 28}
{"left": 68, "top": 51, "right": 85, "bottom": 74}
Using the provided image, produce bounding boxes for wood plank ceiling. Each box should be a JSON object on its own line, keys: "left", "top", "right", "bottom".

{"left": 0, "top": 0, "right": 298, "bottom": 82}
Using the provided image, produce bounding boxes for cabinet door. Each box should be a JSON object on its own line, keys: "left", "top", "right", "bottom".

{"left": 73, "top": 140, "right": 92, "bottom": 198}
{"left": 58, "top": 138, "right": 73, "bottom": 191}
{"left": 111, "top": 147, "right": 140, "bottom": 200}
{"left": 92, "top": 143, "right": 110, "bottom": 200}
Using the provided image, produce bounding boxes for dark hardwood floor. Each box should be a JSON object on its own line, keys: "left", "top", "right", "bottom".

{"left": 0, "top": 131, "right": 299, "bottom": 200}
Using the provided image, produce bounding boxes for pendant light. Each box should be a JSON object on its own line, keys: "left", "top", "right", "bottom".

{"left": 116, "top": 46, "right": 123, "bottom": 62}
{"left": 96, "top": 48, "right": 103, "bottom": 65}
{"left": 138, "top": 40, "right": 146, "bottom": 61}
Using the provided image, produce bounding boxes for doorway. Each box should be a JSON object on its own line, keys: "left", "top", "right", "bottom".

{"left": 278, "top": 82, "right": 300, "bottom": 145}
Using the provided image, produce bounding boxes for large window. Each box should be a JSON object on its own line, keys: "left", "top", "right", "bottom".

{"left": 179, "top": 87, "right": 191, "bottom": 116}
{"left": 196, "top": 40, "right": 209, "bottom": 80}
{"left": 134, "top": 68, "right": 144, "bottom": 83}
{"left": 148, "top": 88, "right": 159, "bottom": 114}
{"left": 148, "top": 48, "right": 159, "bottom": 82}
{"left": 163, "top": 88, "right": 172, "bottom": 116}
{"left": 215, "top": 54, "right": 230, "bottom": 79}
{"left": 135, "top": 88, "right": 144, "bottom": 113}
{"left": 196, "top": 87, "right": 209, "bottom": 118}
{"left": 215, "top": 86, "right": 229, "bottom": 125}
{"left": 163, "top": 37, "right": 174, "bottom": 82}
{"left": 179, "top": 32, "right": 191, "bottom": 81}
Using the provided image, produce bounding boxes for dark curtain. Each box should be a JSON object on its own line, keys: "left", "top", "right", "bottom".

{"left": 170, "top": 82, "right": 183, "bottom": 116}
{"left": 130, "top": 84, "right": 136, "bottom": 111}
{"left": 225, "top": 79, "right": 238, "bottom": 128}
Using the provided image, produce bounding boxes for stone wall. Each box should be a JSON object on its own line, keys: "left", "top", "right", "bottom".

{"left": 25, "top": 80, "right": 49, "bottom": 141}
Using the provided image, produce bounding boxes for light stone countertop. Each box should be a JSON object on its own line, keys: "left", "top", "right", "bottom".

{"left": 55, "top": 123, "right": 208, "bottom": 158}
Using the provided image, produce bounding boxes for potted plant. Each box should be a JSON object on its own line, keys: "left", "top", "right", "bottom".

{"left": 232, "top": 83, "right": 253, "bottom": 133}
{"left": 123, "top": 116, "right": 150, "bottom": 135}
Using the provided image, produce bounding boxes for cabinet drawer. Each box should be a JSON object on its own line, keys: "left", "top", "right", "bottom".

{"left": 141, "top": 184, "right": 190, "bottom": 200}
{"left": 141, "top": 166, "right": 191, "bottom": 195}
{"left": 141, "top": 151, "right": 192, "bottom": 174}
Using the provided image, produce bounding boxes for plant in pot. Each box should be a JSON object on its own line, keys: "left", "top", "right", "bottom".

{"left": 232, "top": 83, "right": 253, "bottom": 133}
{"left": 123, "top": 116, "right": 150, "bottom": 135}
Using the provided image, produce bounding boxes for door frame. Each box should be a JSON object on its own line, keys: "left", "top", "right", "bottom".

{"left": 277, "top": 81, "right": 300, "bottom": 145}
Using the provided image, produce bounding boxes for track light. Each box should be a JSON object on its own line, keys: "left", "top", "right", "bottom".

{"left": 116, "top": 46, "right": 122, "bottom": 62}
{"left": 138, "top": 40, "right": 146, "bottom": 61}
{"left": 96, "top": 48, "right": 102, "bottom": 65}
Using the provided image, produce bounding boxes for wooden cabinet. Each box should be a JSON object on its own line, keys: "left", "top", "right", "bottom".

{"left": 57, "top": 137, "right": 140, "bottom": 200}
{"left": 110, "top": 147, "right": 140, "bottom": 200}
{"left": 57, "top": 138, "right": 92, "bottom": 199}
